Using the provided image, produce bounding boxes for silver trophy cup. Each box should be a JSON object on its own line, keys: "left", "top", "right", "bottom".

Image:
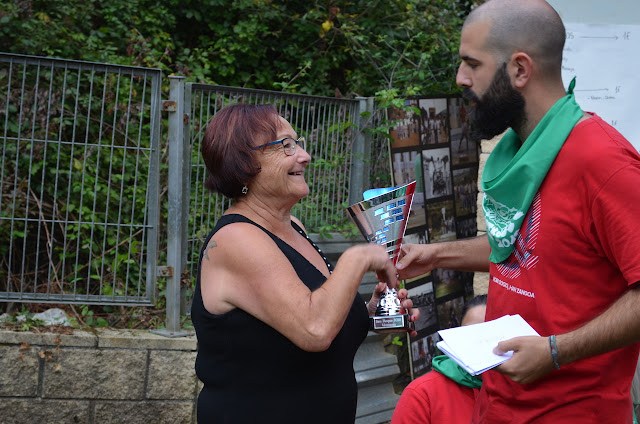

{"left": 346, "top": 181, "right": 417, "bottom": 333}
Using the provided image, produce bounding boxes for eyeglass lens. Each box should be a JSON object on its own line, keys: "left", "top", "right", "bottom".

{"left": 283, "top": 137, "right": 304, "bottom": 156}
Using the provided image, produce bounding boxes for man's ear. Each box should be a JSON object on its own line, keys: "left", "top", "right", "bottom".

{"left": 510, "top": 52, "right": 533, "bottom": 88}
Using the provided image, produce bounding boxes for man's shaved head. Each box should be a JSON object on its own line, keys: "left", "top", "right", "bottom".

{"left": 465, "top": 0, "right": 565, "bottom": 79}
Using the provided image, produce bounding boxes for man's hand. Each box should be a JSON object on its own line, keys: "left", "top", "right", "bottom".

{"left": 492, "top": 336, "right": 556, "bottom": 384}
{"left": 395, "top": 236, "right": 491, "bottom": 280}
{"left": 395, "top": 244, "right": 439, "bottom": 280}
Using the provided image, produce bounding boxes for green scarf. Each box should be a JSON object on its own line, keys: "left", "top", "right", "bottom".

{"left": 431, "top": 355, "right": 482, "bottom": 389}
{"left": 481, "top": 79, "right": 583, "bottom": 263}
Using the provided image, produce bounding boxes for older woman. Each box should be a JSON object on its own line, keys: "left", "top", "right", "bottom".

{"left": 191, "top": 103, "right": 417, "bottom": 424}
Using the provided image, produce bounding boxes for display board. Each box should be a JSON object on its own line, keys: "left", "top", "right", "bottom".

{"left": 388, "top": 97, "right": 479, "bottom": 378}
{"left": 549, "top": 0, "right": 640, "bottom": 151}
{"left": 561, "top": 23, "right": 639, "bottom": 151}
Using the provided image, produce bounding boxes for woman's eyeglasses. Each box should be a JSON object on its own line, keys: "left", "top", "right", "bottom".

{"left": 251, "top": 136, "right": 305, "bottom": 156}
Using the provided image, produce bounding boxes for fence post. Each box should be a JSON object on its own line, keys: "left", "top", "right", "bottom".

{"left": 349, "top": 97, "right": 375, "bottom": 205}
{"left": 152, "top": 75, "right": 192, "bottom": 337}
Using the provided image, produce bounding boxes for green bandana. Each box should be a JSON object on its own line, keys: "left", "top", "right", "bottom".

{"left": 481, "top": 78, "right": 583, "bottom": 263}
{"left": 432, "top": 355, "right": 482, "bottom": 388}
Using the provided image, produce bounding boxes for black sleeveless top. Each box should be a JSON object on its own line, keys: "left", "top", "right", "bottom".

{"left": 191, "top": 214, "right": 369, "bottom": 424}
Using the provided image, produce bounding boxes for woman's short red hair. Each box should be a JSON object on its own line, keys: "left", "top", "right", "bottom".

{"left": 201, "top": 103, "right": 280, "bottom": 198}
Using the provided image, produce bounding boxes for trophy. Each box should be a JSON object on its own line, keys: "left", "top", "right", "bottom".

{"left": 346, "top": 181, "right": 417, "bottom": 333}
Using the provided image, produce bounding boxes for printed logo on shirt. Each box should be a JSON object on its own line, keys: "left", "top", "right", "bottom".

{"left": 483, "top": 193, "right": 525, "bottom": 248}
{"left": 495, "top": 192, "right": 542, "bottom": 280}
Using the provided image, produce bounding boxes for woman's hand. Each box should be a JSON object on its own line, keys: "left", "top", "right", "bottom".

{"left": 368, "top": 282, "right": 420, "bottom": 337}
{"left": 349, "top": 244, "right": 399, "bottom": 289}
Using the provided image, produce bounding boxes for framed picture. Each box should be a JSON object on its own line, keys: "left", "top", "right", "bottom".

{"left": 453, "top": 167, "right": 478, "bottom": 217}
{"left": 421, "top": 147, "right": 453, "bottom": 200}
{"left": 449, "top": 97, "right": 478, "bottom": 167}
{"left": 407, "top": 280, "right": 438, "bottom": 333}
{"left": 389, "top": 100, "right": 420, "bottom": 148}
{"left": 418, "top": 98, "right": 449, "bottom": 145}
{"left": 426, "top": 199, "right": 456, "bottom": 243}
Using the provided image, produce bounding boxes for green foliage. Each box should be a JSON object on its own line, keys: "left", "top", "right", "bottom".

{"left": 1, "top": 0, "right": 475, "bottom": 97}
{"left": 392, "top": 335, "right": 405, "bottom": 346}
{"left": 80, "top": 305, "right": 109, "bottom": 327}
{"left": 5, "top": 307, "right": 47, "bottom": 331}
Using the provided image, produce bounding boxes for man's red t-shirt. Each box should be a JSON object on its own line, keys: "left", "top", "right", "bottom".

{"left": 473, "top": 115, "right": 640, "bottom": 423}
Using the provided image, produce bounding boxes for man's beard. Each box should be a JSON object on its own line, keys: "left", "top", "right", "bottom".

{"left": 462, "top": 63, "right": 526, "bottom": 141}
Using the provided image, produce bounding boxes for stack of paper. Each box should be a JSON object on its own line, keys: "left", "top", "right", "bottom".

{"left": 436, "top": 314, "right": 540, "bottom": 376}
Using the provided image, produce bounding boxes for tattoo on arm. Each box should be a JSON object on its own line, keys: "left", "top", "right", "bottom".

{"left": 204, "top": 240, "right": 217, "bottom": 261}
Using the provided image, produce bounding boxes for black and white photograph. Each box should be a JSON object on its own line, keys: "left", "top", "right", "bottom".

{"left": 407, "top": 280, "right": 438, "bottom": 333}
{"left": 436, "top": 296, "right": 465, "bottom": 330}
{"left": 426, "top": 199, "right": 456, "bottom": 242}
{"left": 389, "top": 100, "right": 420, "bottom": 148}
{"left": 411, "top": 331, "right": 440, "bottom": 377}
{"left": 449, "top": 97, "right": 478, "bottom": 166}
{"left": 392, "top": 151, "right": 417, "bottom": 187}
{"left": 418, "top": 98, "right": 448, "bottom": 145}
{"left": 453, "top": 167, "right": 478, "bottom": 217}
{"left": 456, "top": 216, "right": 478, "bottom": 239}
{"left": 391, "top": 152, "right": 425, "bottom": 231}
{"left": 420, "top": 147, "right": 452, "bottom": 200}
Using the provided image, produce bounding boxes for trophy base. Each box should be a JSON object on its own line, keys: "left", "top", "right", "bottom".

{"left": 369, "top": 314, "right": 414, "bottom": 333}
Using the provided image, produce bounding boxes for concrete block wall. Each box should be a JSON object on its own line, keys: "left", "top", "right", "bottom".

{"left": 0, "top": 329, "right": 199, "bottom": 424}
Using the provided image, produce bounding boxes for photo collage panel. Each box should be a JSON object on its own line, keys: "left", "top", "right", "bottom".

{"left": 388, "top": 96, "right": 481, "bottom": 378}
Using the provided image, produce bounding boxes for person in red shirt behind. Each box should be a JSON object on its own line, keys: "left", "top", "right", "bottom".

{"left": 391, "top": 295, "right": 487, "bottom": 424}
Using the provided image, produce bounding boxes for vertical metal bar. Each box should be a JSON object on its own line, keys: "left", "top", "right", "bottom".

{"left": 145, "top": 70, "right": 162, "bottom": 304}
{"left": 128, "top": 71, "right": 148, "bottom": 298}
{"left": 1, "top": 58, "right": 14, "bottom": 295}
{"left": 98, "top": 69, "right": 122, "bottom": 297}
{"left": 13, "top": 60, "right": 28, "bottom": 295}
{"left": 180, "top": 77, "right": 191, "bottom": 314}
{"left": 190, "top": 88, "right": 207, "bottom": 290}
{"left": 327, "top": 102, "right": 340, "bottom": 223}
{"left": 41, "top": 62, "right": 56, "bottom": 296}
{"left": 349, "top": 98, "right": 370, "bottom": 206}
{"left": 164, "top": 75, "right": 187, "bottom": 334}
{"left": 58, "top": 63, "right": 72, "bottom": 296}
{"left": 302, "top": 98, "right": 314, "bottom": 226}
{"left": 110, "top": 71, "right": 135, "bottom": 300}
{"left": 74, "top": 66, "right": 92, "bottom": 296}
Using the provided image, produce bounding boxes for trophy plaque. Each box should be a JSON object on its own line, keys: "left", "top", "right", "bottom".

{"left": 346, "top": 181, "right": 417, "bottom": 333}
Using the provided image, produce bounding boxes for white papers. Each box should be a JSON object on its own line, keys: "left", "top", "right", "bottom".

{"left": 436, "top": 314, "right": 539, "bottom": 376}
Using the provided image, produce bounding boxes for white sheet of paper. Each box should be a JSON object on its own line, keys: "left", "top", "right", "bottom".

{"left": 437, "top": 314, "right": 540, "bottom": 375}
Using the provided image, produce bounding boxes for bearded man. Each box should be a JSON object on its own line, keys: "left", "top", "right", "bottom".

{"left": 395, "top": 0, "right": 640, "bottom": 422}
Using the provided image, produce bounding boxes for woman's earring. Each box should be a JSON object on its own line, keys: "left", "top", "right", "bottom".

{"left": 242, "top": 185, "right": 248, "bottom": 194}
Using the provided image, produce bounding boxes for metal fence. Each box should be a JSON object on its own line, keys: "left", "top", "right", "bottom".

{"left": 0, "top": 53, "right": 162, "bottom": 305}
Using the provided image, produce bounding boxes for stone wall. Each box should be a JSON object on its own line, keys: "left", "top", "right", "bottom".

{"left": 472, "top": 135, "right": 501, "bottom": 295}
{"left": 0, "top": 328, "right": 199, "bottom": 424}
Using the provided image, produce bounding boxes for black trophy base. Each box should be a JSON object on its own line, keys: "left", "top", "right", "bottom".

{"left": 369, "top": 313, "right": 414, "bottom": 333}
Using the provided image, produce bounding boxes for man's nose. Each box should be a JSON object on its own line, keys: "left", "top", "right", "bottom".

{"left": 456, "top": 64, "right": 471, "bottom": 88}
